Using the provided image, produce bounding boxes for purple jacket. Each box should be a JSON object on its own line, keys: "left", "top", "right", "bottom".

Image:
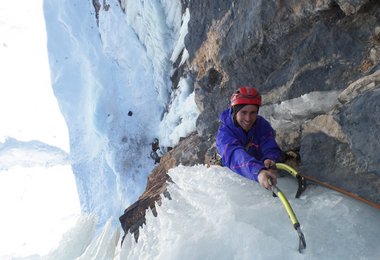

{"left": 216, "top": 108, "right": 282, "bottom": 182}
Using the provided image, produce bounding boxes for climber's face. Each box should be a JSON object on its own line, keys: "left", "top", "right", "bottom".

{"left": 236, "top": 105, "right": 258, "bottom": 131}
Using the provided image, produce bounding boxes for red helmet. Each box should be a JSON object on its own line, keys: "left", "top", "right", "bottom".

{"left": 230, "top": 86, "right": 262, "bottom": 107}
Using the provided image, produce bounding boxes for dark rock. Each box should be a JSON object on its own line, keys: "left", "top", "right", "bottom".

{"left": 300, "top": 73, "right": 380, "bottom": 204}
{"left": 119, "top": 155, "right": 174, "bottom": 244}
{"left": 338, "top": 88, "right": 380, "bottom": 175}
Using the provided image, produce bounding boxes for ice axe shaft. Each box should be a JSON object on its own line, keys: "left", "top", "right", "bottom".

{"left": 268, "top": 178, "right": 306, "bottom": 253}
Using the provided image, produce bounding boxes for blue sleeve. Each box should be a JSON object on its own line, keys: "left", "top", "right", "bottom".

{"left": 259, "top": 120, "right": 283, "bottom": 162}
{"left": 216, "top": 124, "right": 266, "bottom": 182}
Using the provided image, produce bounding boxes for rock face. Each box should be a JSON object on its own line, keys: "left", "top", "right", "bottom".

{"left": 119, "top": 0, "right": 380, "bottom": 241}
{"left": 301, "top": 72, "right": 380, "bottom": 203}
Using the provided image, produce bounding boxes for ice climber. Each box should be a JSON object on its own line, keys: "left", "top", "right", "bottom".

{"left": 216, "top": 86, "right": 283, "bottom": 189}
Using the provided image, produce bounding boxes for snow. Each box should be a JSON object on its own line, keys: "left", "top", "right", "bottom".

{"left": 0, "top": 165, "right": 80, "bottom": 257}
{"left": 118, "top": 165, "right": 380, "bottom": 260}
{"left": 260, "top": 91, "right": 341, "bottom": 130}
{"left": 120, "top": 0, "right": 182, "bottom": 107}
{"left": 0, "top": 138, "right": 69, "bottom": 170}
{"left": 47, "top": 165, "right": 380, "bottom": 260}
{"left": 0, "top": 0, "right": 69, "bottom": 150}
{"left": 1, "top": 0, "right": 379, "bottom": 259}
{"left": 170, "top": 7, "right": 190, "bottom": 65}
{"left": 159, "top": 77, "right": 200, "bottom": 147}
{"left": 0, "top": 0, "right": 79, "bottom": 257}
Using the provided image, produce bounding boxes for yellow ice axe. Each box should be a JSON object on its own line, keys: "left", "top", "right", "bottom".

{"left": 268, "top": 163, "right": 307, "bottom": 253}
{"left": 276, "top": 163, "right": 306, "bottom": 198}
